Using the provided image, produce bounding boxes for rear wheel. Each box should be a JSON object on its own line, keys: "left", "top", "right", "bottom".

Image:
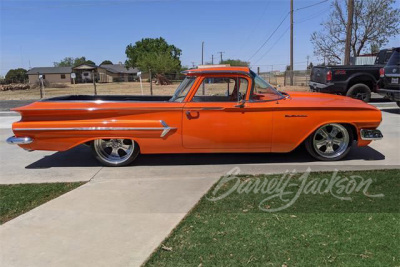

{"left": 91, "top": 139, "right": 139, "bottom": 167}
{"left": 305, "top": 124, "right": 353, "bottom": 161}
{"left": 346, "top": 83, "right": 371, "bottom": 102}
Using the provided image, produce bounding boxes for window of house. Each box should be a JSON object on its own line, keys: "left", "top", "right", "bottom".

{"left": 61, "top": 74, "right": 66, "bottom": 79}
{"left": 191, "top": 77, "right": 248, "bottom": 102}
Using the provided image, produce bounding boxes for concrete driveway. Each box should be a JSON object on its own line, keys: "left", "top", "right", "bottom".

{"left": 0, "top": 104, "right": 399, "bottom": 267}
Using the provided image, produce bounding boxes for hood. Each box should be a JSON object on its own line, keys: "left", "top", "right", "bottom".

{"left": 282, "top": 91, "right": 379, "bottom": 111}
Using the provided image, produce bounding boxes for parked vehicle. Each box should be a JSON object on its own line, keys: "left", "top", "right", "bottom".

{"left": 309, "top": 48, "right": 395, "bottom": 102}
{"left": 7, "top": 66, "right": 383, "bottom": 166}
{"left": 377, "top": 47, "right": 400, "bottom": 107}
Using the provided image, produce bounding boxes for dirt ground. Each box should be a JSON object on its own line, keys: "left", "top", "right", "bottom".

{"left": 0, "top": 81, "right": 308, "bottom": 100}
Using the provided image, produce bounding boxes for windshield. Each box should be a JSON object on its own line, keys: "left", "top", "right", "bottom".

{"left": 250, "top": 70, "right": 284, "bottom": 101}
{"left": 387, "top": 50, "right": 400, "bottom": 66}
{"left": 170, "top": 77, "right": 196, "bottom": 102}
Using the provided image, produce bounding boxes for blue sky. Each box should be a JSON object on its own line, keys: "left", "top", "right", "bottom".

{"left": 1, "top": 0, "right": 399, "bottom": 76}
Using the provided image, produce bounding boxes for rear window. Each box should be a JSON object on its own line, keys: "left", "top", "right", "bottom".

{"left": 387, "top": 50, "right": 400, "bottom": 66}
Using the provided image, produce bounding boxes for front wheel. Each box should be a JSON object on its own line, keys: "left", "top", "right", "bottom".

{"left": 91, "top": 139, "right": 139, "bottom": 167}
{"left": 305, "top": 124, "right": 353, "bottom": 161}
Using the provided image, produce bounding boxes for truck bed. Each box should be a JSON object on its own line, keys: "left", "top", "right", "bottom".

{"left": 41, "top": 95, "right": 173, "bottom": 102}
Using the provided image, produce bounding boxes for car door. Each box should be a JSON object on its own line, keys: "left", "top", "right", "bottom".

{"left": 182, "top": 75, "right": 272, "bottom": 151}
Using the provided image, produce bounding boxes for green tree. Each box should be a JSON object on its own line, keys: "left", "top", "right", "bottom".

{"left": 125, "top": 37, "right": 182, "bottom": 83}
{"left": 100, "top": 60, "right": 113, "bottom": 65}
{"left": 54, "top": 57, "right": 96, "bottom": 67}
{"left": 220, "top": 59, "right": 249, "bottom": 67}
{"left": 5, "top": 68, "right": 28, "bottom": 83}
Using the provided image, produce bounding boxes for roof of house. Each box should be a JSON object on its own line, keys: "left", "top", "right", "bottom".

{"left": 98, "top": 64, "right": 139, "bottom": 74}
{"left": 27, "top": 67, "right": 72, "bottom": 75}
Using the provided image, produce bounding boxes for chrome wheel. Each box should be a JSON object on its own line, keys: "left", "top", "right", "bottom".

{"left": 313, "top": 124, "right": 350, "bottom": 159}
{"left": 93, "top": 139, "right": 135, "bottom": 165}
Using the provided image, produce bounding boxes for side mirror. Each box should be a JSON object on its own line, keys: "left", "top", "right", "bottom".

{"left": 235, "top": 99, "right": 245, "bottom": 108}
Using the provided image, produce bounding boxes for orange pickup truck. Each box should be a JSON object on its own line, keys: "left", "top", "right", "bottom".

{"left": 7, "top": 66, "right": 383, "bottom": 166}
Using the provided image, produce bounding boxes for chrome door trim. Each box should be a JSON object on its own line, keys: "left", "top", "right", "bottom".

{"left": 14, "top": 120, "right": 176, "bottom": 138}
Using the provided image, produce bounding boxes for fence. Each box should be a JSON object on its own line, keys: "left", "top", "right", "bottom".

{"left": 284, "top": 70, "right": 311, "bottom": 87}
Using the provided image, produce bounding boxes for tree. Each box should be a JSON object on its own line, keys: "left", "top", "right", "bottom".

{"left": 370, "top": 43, "right": 380, "bottom": 54}
{"left": 311, "top": 0, "right": 400, "bottom": 64}
{"left": 220, "top": 59, "right": 249, "bottom": 67}
{"left": 307, "top": 62, "right": 314, "bottom": 70}
{"left": 5, "top": 68, "right": 28, "bottom": 83}
{"left": 125, "top": 37, "right": 182, "bottom": 84}
{"left": 100, "top": 60, "right": 113, "bottom": 65}
{"left": 54, "top": 57, "right": 96, "bottom": 67}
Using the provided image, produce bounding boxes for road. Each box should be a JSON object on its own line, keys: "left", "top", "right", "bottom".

{"left": 0, "top": 102, "right": 399, "bottom": 184}
{"left": 0, "top": 102, "right": 399, "bottom": 267}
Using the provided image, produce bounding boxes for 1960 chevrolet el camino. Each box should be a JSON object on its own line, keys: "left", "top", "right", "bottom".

{"left": 7, "top": 66, "right": 383, "bottom": 166}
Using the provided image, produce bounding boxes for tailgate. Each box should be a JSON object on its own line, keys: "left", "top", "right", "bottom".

{"left": 310, "top": 66, "right": 327, "bottom": 84}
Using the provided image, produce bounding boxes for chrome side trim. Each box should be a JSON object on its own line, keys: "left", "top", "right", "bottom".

{"left": 14, "top": 121, "right": 177, "bottom": 138}
{"left": 385, "top": 74, "right": 400, "bottom": 78}
{"left": 6, "top": 136, "right": 33, "bottom": 145}
{"left": 360, "top": 129, "right": 383, "bottom": 141}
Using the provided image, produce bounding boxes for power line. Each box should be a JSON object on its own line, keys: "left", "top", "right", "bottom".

{"left": 253, "top": 26, "right": 290, "bottom": 65}
{"left": 295, "top": 7, "right": 330, "bottom": 24}
{"left": 247, "top": 12, "right": 290, "bottom": 62}
{"left": 295, "top": 0, "right": 329, "bottom": 12}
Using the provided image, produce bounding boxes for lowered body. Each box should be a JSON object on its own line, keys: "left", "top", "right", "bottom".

{"left": 8, "top": 67, "right": 383, "bottom": 166}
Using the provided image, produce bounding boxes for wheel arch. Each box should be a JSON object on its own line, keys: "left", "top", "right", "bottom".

{"left": 346, "top": 73, "right": 376, "bottom": 91}
{"left": 292, "top": 121, "right": 359, "bottom": 151}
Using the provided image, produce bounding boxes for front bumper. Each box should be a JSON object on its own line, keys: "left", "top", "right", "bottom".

{"left": 6, "top": 136, "right": 33, "bottom": 145}
{"left": 376, "top": 89, "right": 400, "bottom": 101}
{"left": 360, "top": 129, "right": 383, "bottom": 141}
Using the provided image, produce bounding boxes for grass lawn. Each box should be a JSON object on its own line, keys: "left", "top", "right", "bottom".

{"left": 0, "top": 182, "right": 84, "bottom": 224}
{"left": 145, "top": 169, "right": 400, "bottom": 266}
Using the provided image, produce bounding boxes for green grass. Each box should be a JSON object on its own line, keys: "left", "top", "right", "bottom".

{"left": 0, "top": 182, "right": 84, "bottom": 224}
{"left": 145, "top": 170, "right": 400, "bottom": 266}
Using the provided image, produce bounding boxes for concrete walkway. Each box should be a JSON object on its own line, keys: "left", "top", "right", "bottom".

{"left": 0, "top": 105, "right": 399, "bottom": 267}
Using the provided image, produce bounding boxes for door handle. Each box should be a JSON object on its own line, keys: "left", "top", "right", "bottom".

{"left": 185, "top": 110, "right": 199, "bottom": 119}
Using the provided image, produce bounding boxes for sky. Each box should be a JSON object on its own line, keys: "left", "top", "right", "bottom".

{"left": 1, "top": 0, "right": 399, "bottom": 76}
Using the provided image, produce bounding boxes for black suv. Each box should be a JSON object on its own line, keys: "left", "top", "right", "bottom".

{"left": 377, "top": 47, "right": 400, "bottom": 107}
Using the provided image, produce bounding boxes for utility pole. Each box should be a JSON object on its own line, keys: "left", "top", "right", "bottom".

{"left": 92, "top": 70, "right": 97, "bottom": 95}
{"left": 191, "top": 62, "right": 196, "bottom": 68}
{"left": 211, "top": 54, "right": 214, "bottom": 65}
{"left": 290, "top": 0, "right": 294, "bottom": 86}
{"left": 218, "top": 51, "right": 225, "bottom": 64}
{"left": 149, "top": 68, "right": 153, "bottom": 95}
{"left": 201, "top": 41, "right": 204, "bottom": 66}
{"left": 344, "top": 0, "right": 354, "bottom": 65}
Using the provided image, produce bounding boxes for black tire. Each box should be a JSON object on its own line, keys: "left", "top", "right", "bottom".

{"left": 346, "top": 83, "right": 371, "bottom": 102}
{"left": 91, "top": 139, "right": 140, "bottom": 167}
{"left": 305, "top": 124, "right": 353, "bottom": 161}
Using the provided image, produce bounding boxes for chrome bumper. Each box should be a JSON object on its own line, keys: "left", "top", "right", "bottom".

{"left": 360, "top": 129, "right": 383, "bottom": 141}
{"left": 6, "top": 136, "right": 33, "bottom": 145}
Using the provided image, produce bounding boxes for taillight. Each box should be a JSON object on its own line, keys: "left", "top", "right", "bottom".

{"left": 326, "top": 70, "right": 332, "bottom": 82}
{"left": 379, "top": 68, "right": 385, "bottom": 78}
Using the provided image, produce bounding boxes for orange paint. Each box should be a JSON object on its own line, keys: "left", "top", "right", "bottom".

{"left": 10, "top": 67, "right": 381, "bottom": 155}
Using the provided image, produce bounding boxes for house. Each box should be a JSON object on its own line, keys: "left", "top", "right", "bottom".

{"left": 26, "top": 64, "right": 139, "bottom": 84}
{"left": 97, "top": 64, "right": 139, "bottom": 83}
{"left": 27, "top": 67, "right": 72, "bottom": 84}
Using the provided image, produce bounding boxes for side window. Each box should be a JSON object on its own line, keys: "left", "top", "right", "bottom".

{"left": 61, "top": 74, "right": 66, "bottom": 79}
{"left": 192, "top": 77, "right": 248, "bottom": 102}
